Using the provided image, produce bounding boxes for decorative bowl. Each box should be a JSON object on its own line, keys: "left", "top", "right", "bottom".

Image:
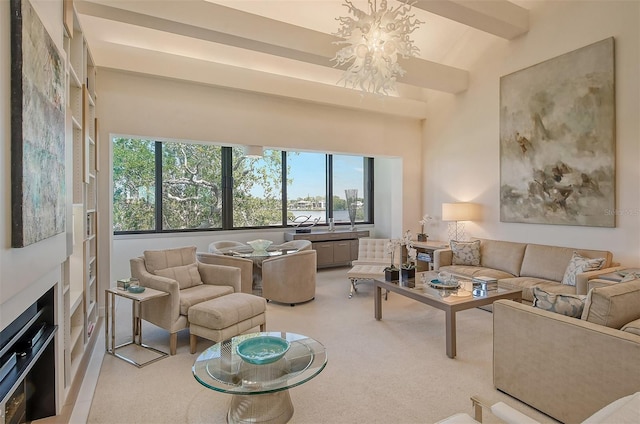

{"left": 247, "top": 239, "right": 273, "bottom": 253}
{"left": 127, "top": 286, "right": 146, "bottom": 294}
{"left": 236, "top": 336, "right": 290, "bottom": 365}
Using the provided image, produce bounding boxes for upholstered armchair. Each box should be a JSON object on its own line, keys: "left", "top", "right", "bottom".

{"left": 261, "top": 250, "right": 317, "bottom": 306}
{"left": 275, "top": 239, "right": 313, "bottom": 251}
{"left": 208, "top": 240, "right": 247, "bottom": 254}
{"left": 130, "top": 246, "right": 241, "bottom": 355}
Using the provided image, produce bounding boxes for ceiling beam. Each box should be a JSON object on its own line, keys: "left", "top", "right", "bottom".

{"left": 414, "top": 0, "right": 529, "bottom": 40}
{"left": 76, "top": 0, "right": 468, "bottom": 93}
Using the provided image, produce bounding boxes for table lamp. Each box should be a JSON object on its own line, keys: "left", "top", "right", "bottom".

{"left": 442, "top": 202, "right": 479, "bottom": 241}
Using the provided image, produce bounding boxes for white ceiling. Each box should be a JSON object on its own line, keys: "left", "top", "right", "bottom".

{"left": 75, "top": 0, "right": 531, "bottom": 118}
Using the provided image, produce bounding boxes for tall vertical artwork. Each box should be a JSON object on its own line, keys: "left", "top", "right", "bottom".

{"left": 11, "top": 0, "right": 66, "bottom": 247}
{"left": 499, "top": 38, "right": 615, "bottom": 227}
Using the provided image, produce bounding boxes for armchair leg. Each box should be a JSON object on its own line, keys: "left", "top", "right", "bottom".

{"left": 190, "top": 334, "right": 197, "bottom": 354}
{"left": 170, "top": 333, "right": 177, "bottom": 355}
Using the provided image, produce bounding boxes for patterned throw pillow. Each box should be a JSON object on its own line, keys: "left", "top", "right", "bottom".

{"left": 155, "top": 263, "right": 203, "bottom": 289}
{"left": 561, "top": 251, "right": 605, "bottom": 286}
{"left": 532, "top": 287, "right": 587, "bottom": 318}
{"left": 450, "top": 240, "right": 481, "bottom": 266}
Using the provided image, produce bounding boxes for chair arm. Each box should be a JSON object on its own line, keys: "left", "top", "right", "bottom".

{"left": 433, "top": 248, "right": 452, "bottom": 271}
{"left": 197, "top": 262, "right": 241, "bottom": 293}
{"left": 197, "top": 252, "right": 253, "bottom": 293}
{"left": 575, "top": 266, "right": 627, "bottom": 294}
{"left": 490, "top": 403, "right": 540, "bottom": 424}
{"left": 130, "top": 257, "right": 181, "bottom": 326}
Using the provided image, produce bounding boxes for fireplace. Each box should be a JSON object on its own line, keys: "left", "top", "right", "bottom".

{"left": 0, "top": 287, "right": 57, "bottom": 424}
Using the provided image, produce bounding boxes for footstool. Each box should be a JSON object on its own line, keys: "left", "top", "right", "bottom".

{"left": 188, "top": 293, "right": 267, "bottom": 354}
{"left": 347, "top": 264, "right": 389, "bottom": 299}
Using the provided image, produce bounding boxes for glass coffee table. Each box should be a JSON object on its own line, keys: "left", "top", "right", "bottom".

{"left": 192, "top": 332, "right": 327, "bottom": 424}
{"left": 373, "top": 274, "right": 522, "bottom": 359}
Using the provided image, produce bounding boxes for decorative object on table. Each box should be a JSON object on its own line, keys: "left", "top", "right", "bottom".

{"left": 429, "top": 279, "right": 460, "bottom": 290}
{"left": 384, "top": 238, "right": 401, "bottom": 281}
{"left": 10, "top": 0, "right": 66, "bottom": 247}
{"left": 328, "top": 217, "right": 335, "bottom": 232}
{"left": 291, "top": 214, "right": 321, "bottom": 233}
{"left": 332, "top": 0, "right": 423, "bottom": 95}
{"left": 247, "top": 239, "right": 273, "bottom": 254}
{"left": 236, "top": 335, "right": 291, "bottom": 365}
{"left": 401, "top": 230, "right": 417, "bottom": 280}
{"left": 127, "top": 286, "right": 146, "bottom": 294}
{"left": 472, "top": 276, "right": 498, "bottom": 291}
{"left": 117, "top": 278, "right": 131, "bottom": 290}
{"left": 344, "top": 189, "right": 359, "bottom": 230}
{"left": 417, "top": 214, "right": 433, "bottom": 242}
{"left": 442, "top": 202, "right": 479, "bottom": 241}
{"left": 500, "top": 37, "right": 615, "bottom": 228}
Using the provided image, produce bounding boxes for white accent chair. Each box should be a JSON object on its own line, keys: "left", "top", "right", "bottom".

{"left": 346, "top": 238, "right": 394, "bottom": 299}
{"left": 436, "top": 393, "right": 640, "bottom": 424}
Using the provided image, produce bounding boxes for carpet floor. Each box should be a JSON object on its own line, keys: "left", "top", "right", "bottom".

{"left": 88, "top": 268, "right": 557, "bottom": 423}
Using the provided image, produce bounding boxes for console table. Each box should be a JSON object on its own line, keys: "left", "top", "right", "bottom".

{"left": 284, "top": 230, "right": 369, "bottom": 268}
{"left": 404, "top": 240, "right": 449, "bottom": 271}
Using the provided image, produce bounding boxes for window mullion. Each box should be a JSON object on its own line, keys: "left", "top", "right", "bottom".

{"left": 221, "top": 147, "right": 233, "bottom": 229}
{"left": 155, "top": 141, "right": 163, "bottom": 232}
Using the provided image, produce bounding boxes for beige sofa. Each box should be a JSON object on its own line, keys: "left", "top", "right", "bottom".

{"left": 493, "top": 279, "right": 640, "bottom": 423}
{"left": 433, "top": 238, "right": 620, "bottom": 304}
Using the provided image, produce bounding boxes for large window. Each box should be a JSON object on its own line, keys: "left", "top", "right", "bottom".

{"left": 112, "top": 137, "right": 373, "bottom": 234}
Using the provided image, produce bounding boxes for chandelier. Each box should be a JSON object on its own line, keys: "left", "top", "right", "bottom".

{"left": 332, "top": 0, "right": 422, "bottom": 95}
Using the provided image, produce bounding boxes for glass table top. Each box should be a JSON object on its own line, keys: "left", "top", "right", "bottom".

{"left": 192, "top": 332, "right": 327, "bottom": 395}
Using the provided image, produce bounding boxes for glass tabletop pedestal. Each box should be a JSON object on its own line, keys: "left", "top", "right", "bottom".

{"left": 192, "top": 332, "right": 327, "bottom": 424}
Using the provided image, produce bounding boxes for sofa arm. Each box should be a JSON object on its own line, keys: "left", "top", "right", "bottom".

{"left": 575, "top": 266, "right": 628, "bottom": 294}
{"left": 197, "top": 262, "right": 242, "bottom": 293}
{"left": 493, "top": 300, "right": 640, "bottom": 424}
{"left": 433, "top": 248, "right": 452, "bottom": 271}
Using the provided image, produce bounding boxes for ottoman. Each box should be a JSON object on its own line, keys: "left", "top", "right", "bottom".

{"left": 188, "top": 293, "right": 267, "bottom": 354}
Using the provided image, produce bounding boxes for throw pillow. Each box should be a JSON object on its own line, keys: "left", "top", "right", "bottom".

{"left": 561, "top": 251, "right": 605, "bottom": 286}
{"left": 532, "top": 287, "right": 587, "bottom": 318}
{"left": 450, "top": 240, "right": 480, "bottom": 266}
{"left": 155, "top": 263, "right": 203, "bottom": 290}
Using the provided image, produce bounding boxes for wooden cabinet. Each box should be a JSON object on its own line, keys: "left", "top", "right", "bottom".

{"left": 285, "top": 230, "right": 370, "bottom": 268}
{"left": 61, "top": 2, "right": 100, "bottom": 404}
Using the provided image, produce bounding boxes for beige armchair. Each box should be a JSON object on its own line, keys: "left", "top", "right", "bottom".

{"left": 275, "top": 239, "right": 312, "bottom": 251}
{"left": 208, "top": 240, "right": 247, "bottom": 253}
{"left": 261, "top": 250, "right": 317, "bottom": 306}
{"left": 130, "top": 246, "right": 242, "bottom": 355}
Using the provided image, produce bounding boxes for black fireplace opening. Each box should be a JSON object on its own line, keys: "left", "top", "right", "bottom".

{"left": 1, "top": 286, "right": 57, "bottom": 423}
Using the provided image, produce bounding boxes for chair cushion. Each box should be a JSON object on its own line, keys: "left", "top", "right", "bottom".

{"left": 155, "top": 263, "right": 203, "bottom": 290}
{"left": 450, "top": 240, "right": 480, "bottom": 266}
{"left": 561, "top": 251, "right": 605, "bottom": 286}
{"left": 144, "top": 246, "right": 197, "bottom": 273}
{"left": 178, "top": 284, "right": 233, "bottom": 316}
{"left": 582, "top": 279, "right": 640, "bottom": 328}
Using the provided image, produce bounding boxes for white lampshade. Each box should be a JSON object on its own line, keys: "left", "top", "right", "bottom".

{"left": 442, "top": 203, "right": 479, "bottom": 222}
{"left": 243, "top": 145, "right": 264, "bottom": 158}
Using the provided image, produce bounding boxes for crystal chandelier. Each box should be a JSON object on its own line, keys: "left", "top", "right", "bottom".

{"left": 332, "top": 0, "right": 422, "bottom": 95}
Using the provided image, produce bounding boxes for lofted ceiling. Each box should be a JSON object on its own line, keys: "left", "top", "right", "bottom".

{"left": 75, "top": 0, "right": 530, "bottom": 119}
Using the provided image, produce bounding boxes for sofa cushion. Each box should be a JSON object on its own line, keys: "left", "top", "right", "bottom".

{"left": 561, "top": 252, "right": 605, "bottom": 286}
{"left": 582, "top": 279, "right": 640, "bottom": 328}
{"left": 450, "top": 240, "right": 480, "bottom": 266}
{"left": 144, "top": 246, "right": 197, "bottom": 273}
{"left": 155, "top": 263, "right": 203, "bottom": 290}
{"left": 477, "top": 238, "right": 527, "bottom": 276}
{"left": 440, "top": 265, "right": 515, "bottom": 281}
{"left": 621, "top": 319, "right": 640, "bottom": 336}
{"left": 520, "top": 244, "right": 609, "bottom": 283}
{"left": 498, "top": 277, "right": 575, "bottom": 303}
{"left": 532, "top": 287, "right": 587, "bottom": 318}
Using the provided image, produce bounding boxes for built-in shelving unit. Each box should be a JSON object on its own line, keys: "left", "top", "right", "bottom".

{"left": 61, "top": 1, "right": 100, "bottom": 403}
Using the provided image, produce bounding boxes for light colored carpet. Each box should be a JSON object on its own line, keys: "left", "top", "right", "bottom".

{"left": 88, "top": 268, "right": 557, "bottom": 424}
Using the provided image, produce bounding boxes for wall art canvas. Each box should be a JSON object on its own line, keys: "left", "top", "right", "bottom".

{"left": 500, "top": 38, "right": 615, "bottom": 227}
{"left": 11, "top": 0, "right": 66, "bottom": 247}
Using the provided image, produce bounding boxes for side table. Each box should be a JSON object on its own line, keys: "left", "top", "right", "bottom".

{"left": 405, "top": 240, "right": 449, "bottom": 272}
{"left": 105, "top": 286, "right": 169, "bottom": 367}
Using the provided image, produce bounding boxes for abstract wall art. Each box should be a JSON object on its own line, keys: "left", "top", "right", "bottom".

{"left": 10, "top": 0, "right": 66, "bottom": 247}
{"left": 499, "top": 38, "right": 615, "bottom": 227}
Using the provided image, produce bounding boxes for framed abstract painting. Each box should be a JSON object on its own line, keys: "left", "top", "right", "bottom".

{"left": 499, "top": 38, "right": 615, "bottom": 227}
{"left": 11, "top": 0, "right": 66, "bottom": 247}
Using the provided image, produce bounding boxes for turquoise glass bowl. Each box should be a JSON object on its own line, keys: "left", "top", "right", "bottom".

{"left": 236, "top": 336, "right": 290, "bottom": 365}
{"left": 127, "top": 286, "right": 146, "bottom": 294}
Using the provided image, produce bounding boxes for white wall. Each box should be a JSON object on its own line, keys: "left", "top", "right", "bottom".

{"left": 423, "top": 0, "right": 640, "bottom": 266}
{"left": 0, "top": 0, "right": 68, "bottom": 330}
{"left": 97, "top": 70, "right": 423, "bottom": 283}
